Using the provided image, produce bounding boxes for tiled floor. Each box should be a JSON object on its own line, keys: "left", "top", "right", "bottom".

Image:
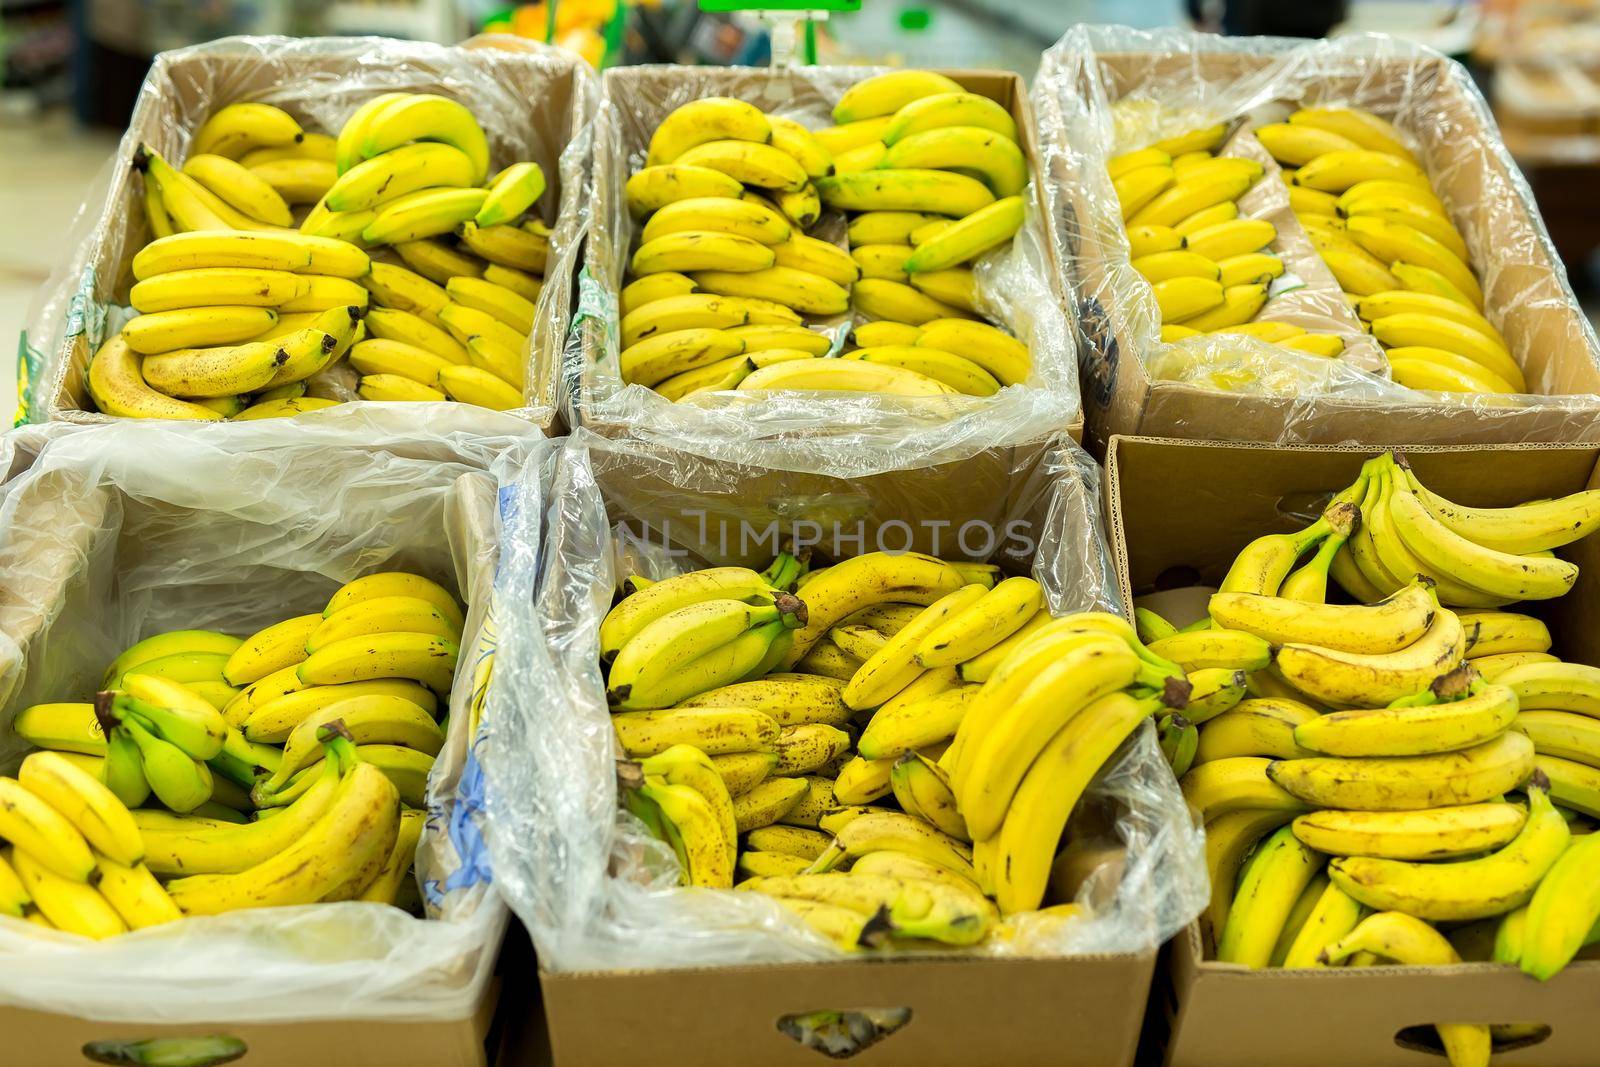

{"left": 0, "top": 112, "right": 121, "bottom": 422}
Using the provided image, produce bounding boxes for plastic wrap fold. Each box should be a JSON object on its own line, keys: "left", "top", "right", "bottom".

{"left": 479, "top": 428, "right": 1206, "bottom": 973}
{"left": 0, "top": 410, "right": 546, "bottom": 1023}
{"left": 564, "top": 64, "right": 1080, "bottom": 469}
{"left": 1033, "top": 26, "right": 1600, "bottom": 446}
{"left": 17, "top": 34, "right": 596, "bottom": 431}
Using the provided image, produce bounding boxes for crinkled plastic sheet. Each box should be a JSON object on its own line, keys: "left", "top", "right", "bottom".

{"left": 479, "top": 428, "right": 1206, "bottom": 972}
{"left": 561, "top": 64, "right": 1080, "bottom": 470}
{"left": 18, "top": 34, "right": 597, "bottom": 431}
{"left": 0, "top": 412, "right": 548, "bottom": 1023}
{"left": 1032, "top": 26, "right": 1600, "bottom": 441}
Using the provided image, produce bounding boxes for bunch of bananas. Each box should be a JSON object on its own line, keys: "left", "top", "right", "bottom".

{"left": 615, "top": 71, "right": 1032, "bottom": 400}
{"left": 93, "top": 96, "right": 549, "bottom": 420}
{"left": 1129, "top": 452, "right": 1600, "bottom": 1067}
{"left": 1111, "top": 123, "right": 1341, "bottom": 358}
{"left": 600, "top": 549, "right": 1189, "bottom": 951}
{"left": 1262, "top": 106, "right": 1515, "bottom": 395}
{"left": 8, "top": 571, "right": 463, "bottom": 933}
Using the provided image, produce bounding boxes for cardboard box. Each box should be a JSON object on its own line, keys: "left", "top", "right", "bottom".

{"left": 537, "top": 952, "right": 1156, "bottom": 1067}
{"left": 1103, "top": 434, "right": 1600, "bottom": 1067}
{"left": 496, "top": 430, "right": 1169, "bottom": 1067}
{"left": 572, "top": 64, "right": 1081, "bottom": 443}
{"left": 38, "top": 36, "right": 590, "bottom": 431}
{"left": 0, "top": 423, "right": 518, "bottom": 1066}
{"left": 1039, "top": 45, "right": 1600, "bottom": 451}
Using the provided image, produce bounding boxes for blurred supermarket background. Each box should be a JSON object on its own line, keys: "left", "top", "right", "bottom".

{"left": 4, "top": 0, "right": 1600, "bottom": 417}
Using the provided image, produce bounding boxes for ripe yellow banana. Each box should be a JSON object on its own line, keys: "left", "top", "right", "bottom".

{"left": 298, "top": 631, "right": 458, "bottom": 694}
{"left": 1181, "top": 756, "right": 1310, "bottom": 822}
{"left": 1273, "top": 606, "right": 1464, "bottom": 708}
{"left": 1204, "top": 807, "right": 1298, "bottom": 936}
{"left": 1386, "top": 487, "right": 1574, "bottom": 601}
{"left": 1520, "top": 828, "right": 1600, "bottom": 979}
{"left": 86, "top": 336, "right": 223, "bottom": 421}
{"left": 647, "top": 97, "right": 772, "bottom": 166}
{"left": 249, "top": 157, "right": 336, "bottom": 205}
{"left": 1254, "top": 122, "right": 1361, "bottom": 165}
{"left": 183, "top": 153, "right": 293, "bottom": 226}
{"left": 1346, "top": 216, "right": 1482, "bottom": 307}
{"left": 1129, "top": 170, "right": 1256, "bottom": 229}
{"left": 1177, "top": 282, "right": 1269, "bottom": 332}
{"left": 851, "top": 278, "right": 970, "bottom": 325}
{"left": 817, "top": 169, "right": 996, "bottom": 217}
{"left": 1295, "top": 679, "right": 1518, "bottom": 757}
{"left": 1183, "top": 218, "right": 1276, "bottom": 262}
{"left": 131, "top": 229, "right": 370, "bottom": 280}
{"left": 1217, "top": 825, "right": 1323, "bottom": 967}
{"left": 192, "top": 102, "right": 302, "bottom": 160}
{"left": 1294, "top": 149, "right": 1428, "bottom": 192}
{"left": 17, "top": 752, "right": 142, "bottom": 868}
{"left": 358, "top": 93, "right": 489, "bottom": 182}
{"left": 440, "top": 364, "right": 522, "bottom": 410}
{"left": 731, "top": 777, "right": 810, "bottom": 832}
{"left": 641, "top": 196, "right": 792, "bottom": 247}
{"left": 1268, "top": 729, "right": 1535, "bottom": 810}
{"left": 12, "top": 849, "right": 124, "bottom": 938}
{"left": 1194, "top": 698, "right": 1320, "bottom": 764}
{"left": 843, "top": 346, "right": 999, "bottom": 396}
{"left": 903, "top": 195, "right": 1024, "bottom": 274}
{"left": 1209, "top": 579, "right": 1435, "bottom": 654}
{"left": 0, "top": 777, "right": 96, "bottom": 882}
{"left": 394, "top": 237, "right": 485, "bottom": 285}
{"left": 1152, "top": 276, "right": 1225, "bottom": 323}
{"left": 1174, "top": 200, "right": 1237, "bottom": 237}
{"left": 1293, "top": 802, "right": 1527, "bottom": 860}
{"left": 833, "top": 69, "right": 963, "bottom": 123}
{"left": 129, "top": 267, "right": 306, "bottom": 313}
{"left": 882, "top": 126, "right": 1028, "bottom": 197}
{"left": 675, "top": 139, "right": 808, "bottom": 191}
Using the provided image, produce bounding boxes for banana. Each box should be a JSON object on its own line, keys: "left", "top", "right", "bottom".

{"left": 13, "top": 702, "right": 106, "bottom": 756}
{"left": 769, "top": 185, "right": 822, "bottom": 229}
{"left": 121, "top": 305, "right": 279, "bottom": 357}
{"left": 1126, "top": 223, "right": 1184, "bottom": 258}
{"left": 256, "top": 695, "right": 443, "bottom": 793}
{"left": 261, "top": 743, "right": 432, "bottom": 810}
{"left": 1318, "top": 244, "right": 1402, "bottom": 297}
{"left": 393, "top": 238, "right": 484, "bottom": 285}
{"left": 1521, "top": 829, "right": 1600, "bottom": 979}
{"left": 961, "top": 643, "right": 1147, "bottom": 841}
{"left": 1254, "top": 122, "right": 1361, "bottom": 165}
{"left": 1279, "top": 333, "right": 1345, "bottom": 358}
{"left": 1217, "top": 825, "right": 1323, "bottom": 967}
{"left": 746, "top": 824, "right": 831, "bottom": 860}
{"left": 1152, "top": 277, "right": 1225, "bottom": 323}
{"left": 0, "top": 853, "right": 28, "bottom": 917}
{"left": 843, "top": 346, "right": 998, "bottom": 396}
{"left": 361, "top": 261, "right": 449, "bottom": 326}
{"left": 1176, "top": 283, "right": 1268, "bottom": 332}
{"left": 627, "top": 164, "right": 745, "bottom": 220}
{"left": 440, "top": 364, "right": 522, "bottom": 410}
{"left": 902, "top": 195, "right": 1024, "bottom": 273}
{"left": 1400, "top": 473, "right": 1600, "bottom": 559}
{"left": 1147, "top": 628, "right": 1272, "bottom": 672}
{"left": 635, "top": 745, "right": 737, "bottom": 875}
{"left": 850, "top": 278, "right": 969, "bottom": 325}
{"left": 142, "top": 178, "right": 174, "bottom": 239}
{"left": 1267, "top": 729, "right": 1535, "bottom": 810}
{"left": 641, "top": 196, "right": 792, "bottom": 247}
{"left": 168, "top": 759, "right": 400, "bottom": 914}
{"left": 731, "top": 777, "right": 810, "bottom": 833}
{"left": 617, "top": 327, "right": 744, "bottom": 388}
{"left": 222, "top": 613, "right": 320, "bottom": 685}
{"left": 692, "top": 265, "right": 854, "bottom": 316}
{"left": 885, "top": 90, "right": 1017, "bottom": 144}
{"left": 1194, "top": 698, "right": 1320, "bottom": 764}
{"left": 1294, "top": 149, "right": 1428, "bottom": 192}
{"left": 296, "top": 631, "right": 457, "bottom": 695}
{"left": 771, "top": 725, "right": 852, "bottom": 776}
{"left": 1473, "top": 651, "right": 1560, "bottom": 681}
{"left": 778, "top": 777, "right": 837, "bottom": 828}
{"left": 364, "top": 306, "right": 470, "bottom": 364}
{"left": 231, "top": 396, "right": 340, "bottom": 419}
{"left": 1288, "top": 184, "right": 1340, "bottom": 217}
{"left": 1109, "top": 146, "right": 1174, "bottom": 180}
{"left": 11, "top": 849, "right": 125, "bottom": 938}
{"left": 817, "top": 169, "right": 995, "bottom": 217}
{"left": 1345, "top": 216, "right": 1483, "bottom": 307}
{"left": 1364, "top": 469, "right": 1512, "bottom": 608}
{"left": 1181, "top": 756, "right": 1309, "bottom": 822}
{"left": 833, "top": 70, "right": 963, "bottom": 124}
{"left": 457, "top": 220, "right": 548, "bottom": 272}
{"left": 993, "top": 692, "right": 1162, "bottom": 914}
{"left": 18, "top": 750, "right": 142, "bottom": 872}
{"left": 193, "top": 102, "right": 303, "bottom": 160}
{"left": 600, "top": 567, "right": 777, "bottom": 659}
{"left": 612, "top": 707, "right": 780, "bottom": 758}
{"left": 1274, "top": 608, "right": 1464, "bottom": 708}
{"left": 1129, "top": 170, "right": 1257, "bottom": 229}
{"left": 737, "top": 850, "right": 810, "bottom": 879}
{"left": 1387, "top": 488, "right": 1573, "bottom": 601}
{"left": 137, "top": 147, "right": 275, "bottom": 232}
{"left": 1173, "top": 200, "right": 1237, "bottom": 237}
{"left": 647, "top": 98, "right": 772, "bottom": 166}
{"left": 1516, "top": 710, "right": 1600, "bottom": 767}
{"left": 1370, "top": 313, "right": 1523, "bottom": 391}
{"left": 830, "top": 756, "right": 895, "bottom": 806}
{"left": 94, "top": 858, "right": 181, "bottom": 929}
{"left": 131, "top": 230, "right": 370, "bottom": 280}
{"left": 913, "top": 577, "right": 1042, "bottom": 667}
{"left": 779, "top": 553, "right": 966, "bottom": 668}
{"left": 1392, "top": 259, "right": 1481, "bottom": 309}
{"left": 1292, "top": 802, "right": 1527, "bottom": 860}
{"left": 809, "top": 810, "right": 973, "bottom": 879}
{"left": 1210, "top": 579, "right": 1435, "bottom": 654}
{"left": 118, "top": 715, "right": 213, "bottom": 813}
{"left": 1182, "top": 667, "right": 1250, "bottom": 724}
{"left": 889, "top": 754, "right": 967, "bottom": 840}
{"left": 475, "top": 161, "right": 546, "bottom": 227}
{"left": 848, "top": 211, "right": 944, "bottom": 246}
{"left": 673, "top": 139, "right": 806, "bottom": 191}
{"left": 623, "top": 293, "right": 799, "bottom": 349}
{"left": 249, "top": 157, "right": 336, "bottom": 204}
{"left": 1539, "top": 753, "right": 1600, "bottom": 817}
{"left": 681, "top": 676, "right": 850, "bottom": 731}
{"left": 1115, "top": 165, "right": 1175, "bottom": 219}
{"left": 1392, "top": 348, "right": 1517, "bottom": 396}
{"left": 1460, "top": 612, "right": 1552, "bottom": 658}
{"left": 349, "top": 338, "right": 454, "bottom": 386}
{"left": 183, "top": 153, "right": 293, "bottom": 226}
{"left": 1329, "top": 785, "right": 1568, "bottom": 920}
{"left": 1342, "top": 195, "right": 1468, "bottom": 260}
{"left": 1494, "top": 660, "right": 1600, "bottom": 716}
{"left": 631, "top": 230, "right": 776, "bottom": 276}
{"left": 357, "top": 94, "right": 488, "bottom": 182}
{"left": 726, "top": 324, "right": 830, "bottom": 357}
{"left": 435, "top": 303, "right": 527, "bottom": 361}
{"left": 843, "top": 587, "right": 987, "bottom": 711}
{"left": 772, "top": 234, "right": 861, "bottom": 287}
{"left": 129, "top": 267, "right": 307, "bottom": 313}
{"left": 1183, "top": 219, "right": 1276, "bottom": 262}
{"left": 361, "top": 187, "right": 489, "bottom": 245}
{"left": 1290, "top": 107, "right": 1416, "bottom": 161}
{"left": 745, "top": 869, "right": 991, "bottom": 945}
{"left": 882, "top": 126, "right": 1028, "bottom": 197}
{"left": 309, "top": 595, "right": 460, "bottom": 653}
{"left": 915, "top": 319, "right": 1030, "bottom": 386}
{"left": 1294, "top": 679, "right": 1517, "bottom": 757}
{"left": 1202, "top": 807, "right": 1298, "bottom": 936}
{"left": 0, "top": 777, "right": 96, "bottom": 882}
{"left": 1133, "top": 250, "right": 1221, "bottom": 283}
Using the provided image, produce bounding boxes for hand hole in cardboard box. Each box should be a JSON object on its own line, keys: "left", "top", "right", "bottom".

{"left": 775, "top": 1007, "right": 912, "bottom": 1059}
{"left": 1394, "top": 1022, "right": 1552, "bottom": 1057}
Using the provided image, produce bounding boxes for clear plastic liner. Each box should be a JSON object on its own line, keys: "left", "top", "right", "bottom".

{"left": 563, "top": 65, "right": 1080, "bottom": 463}
{"left": 18, "top": 34, "right": 596, "bottom": 430}
{"left": 478, "top": 428, "right": 1206, "bottom": 973}
{"left": 0, "top": 410, "right": 545, "bottom": 1023}
{"left": 1032, "top": 26, "right": 1600, "bottom": 442}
